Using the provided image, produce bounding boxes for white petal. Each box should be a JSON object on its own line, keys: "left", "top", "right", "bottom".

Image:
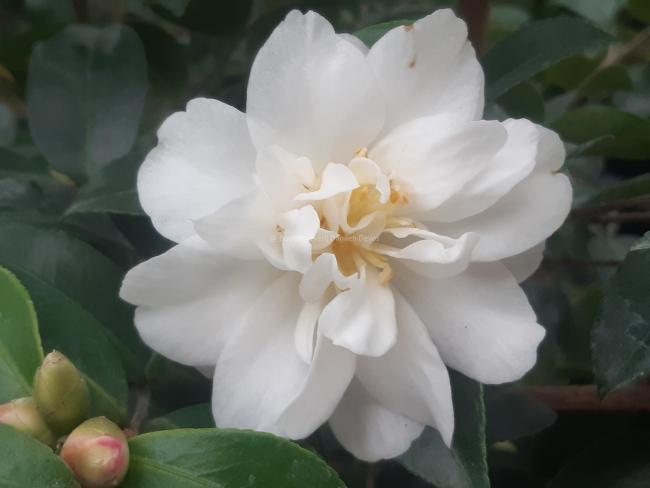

{"left": 395, "top": 262, "right": 546, "bottom": 384}
{"left": 255, "top": 146, "right": 313, "bottom": 210}
{"left": 212, "top": 273, "right": 307, "bottom": 434}
{"left": 247, "top": 10, "right": 384, "bottom": 168}
{"left": 536, "top": 125, "right": 566, "bottom": 172}
{"left": 329, "top": 380, "right": 425, "bottom": 462}
{"left": 194, "top": 192, "right": 273, "bottom": 260}
{"left": 139, "top": 98, "right": 255, "bottom": 242}
{"left": 370, "top": 115, "right": 507, "bottom": 212}
{"left": 348, "top": 157, "right": 391, "bottom": 203}
{"left": 339, "top": 32, "right": 368, "bottom": 54}
{"left": 295, "top": 163, "right": 359, "bottom": 201}
{"left": 294, "top": 301, "right": 323, "bottom": 363}
{"left": 280, "top": 206, "right": 321, "bottom": 272}
{"left": 356, "top": 292, "right": 454, "bottom": 445}
{"left": 319, "top": 268, "right": 397, "bottom": 357}
{"left": 299, "top": 253, "right": 357, "bottom": 303}
{"left": 368, "top": 9, "right": 484, "bottom": 134}
{"left": 502, "top": 242, "right": 545, "bottom": 283}
{"left": 430, "top": 118, "right": 540, "bottom": 223}
{"left": 278, "top": 336, "right": 356, "bottom": 439}
{"left": 120, "top": 237, "right": 280, "bottom": 366}
{"left": 432, "top": 171, "right": 572, "bottom": 261}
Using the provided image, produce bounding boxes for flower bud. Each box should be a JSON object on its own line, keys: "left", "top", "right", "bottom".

{"left": 61, "top": 417, "right": 129, "bottom": 488}
{"left": 0, "top": 397, "right": 57, "bottom": 446}
{"left": 34, "top": 350, "right": 90, "bottom": 434}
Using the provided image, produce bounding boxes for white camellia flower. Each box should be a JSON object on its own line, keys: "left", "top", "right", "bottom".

{"left": 120, "top": 9, "right": 572, "bottom": 461}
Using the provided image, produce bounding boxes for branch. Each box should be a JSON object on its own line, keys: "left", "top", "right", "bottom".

{"left": 459, "top": 0, "right": 490, "bottom": 54}
{"left": 572, "top": 195, "right": 650, "bottom": 219}
{"left": 526, "top": 384, "right": 650, "bottom": 411}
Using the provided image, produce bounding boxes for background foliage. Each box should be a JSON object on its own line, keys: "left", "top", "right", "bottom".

{"left": 0, "top": 0, "right": 649, "bottom": 486}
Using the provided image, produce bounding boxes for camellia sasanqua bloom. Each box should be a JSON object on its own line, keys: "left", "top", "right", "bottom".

{"left": 120, "top": 9, "right": 572, "bottom": 461}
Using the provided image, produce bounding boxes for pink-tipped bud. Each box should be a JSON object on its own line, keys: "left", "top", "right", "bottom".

{"left": 61, "top": 417, "right": 129, "bottom": 488}
{"left": 0, "top": 397, "right": 57, "bottom": 446}
{"left": 34, "top": 350, "right": 90, "bottom": 434}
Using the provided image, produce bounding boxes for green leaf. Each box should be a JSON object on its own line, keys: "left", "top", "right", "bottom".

{"left": 549, "top": 0, "right": 626, "bottom": 30}
{"left": 27, "top": 24, "right": 148, "bottom": 181}
{"left": 66, "top": 151, "right": 144, "bottom": 216}
{"left": 629, "top": 0, "right": 650, "bottom": 24}
{"left": 146, "top": 354, "right": 211, "bottom": 412}
{"left": 122, "top": 429, "right": 346, "bottom": 488}
{"left": 0, "top": 147, "right": 49, "bottom": 177}
{"left": 592, "top": 233, "right": 650, "bottom": 393}
{"left": 0, "top": 221, "right": 146, "bottom": 375}
{"left": 483, "top": 16, "right": 611, "bottom": 100}
{"left": 355, "top": 20, "right": 412, "bottom": 47}
{"left": 0, "top": 424, "right": 80, "bottom": 488}
{"left": 144, "top": 403, "right": 214, "bottom": 432}
{"left": 0, "top": 103, "right": 16, "bottom": 146}
{"left": 550, "top": 436, "right": 650, "bottom": 487}
{"left": 496, "top": 82, "right": 545, "bottom": 122}
{"left": 552, "top": 106, "right": 650, "bottom": 160}
{"left": 398, "top": 372, "right": 489, "bottom": 488}
{"left": 9, "top": 269, "right": 128, "bottom": 422}
{"left": 586, "top": 173, "right": 650, "bottom": 206}
{"left": 0, "top": 266, "right": 43, "bottom": 402}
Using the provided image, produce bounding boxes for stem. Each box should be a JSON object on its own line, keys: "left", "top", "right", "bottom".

{"left": 526, "top": 384, "right": 650, "bottom": 411}
{"left": 458, "top": 0, "right": 491, "bottom": 54}
{"left": 129, "top": 386, "right": 151, "bottom": 434}
{"left": 366, "top": 463, "right": 377, "bottom": 488}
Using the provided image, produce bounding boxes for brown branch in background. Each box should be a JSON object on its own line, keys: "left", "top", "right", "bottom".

{"left": 526, "top": 384, "right": 650, "bottom": 411}
{"left": 588, "top": 211, "right": 650, "bottom": 224}
{"left": 544, "top": 257, "right": 621, "bottom": 268}
{"left": 72, "top": 0, "right": 88, "bottom": 23}
{"left": 571, "top": 195, "right": 650, "bottom": 224}
{"left": 459, "top": 0, "right": 491, "bottom": 54}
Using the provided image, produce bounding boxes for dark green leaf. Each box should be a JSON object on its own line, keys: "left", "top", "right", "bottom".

{"left": 0, "top": 222, "right": 147, "bottom": 380}
{"left": 0, "top": 424, "right": 80, "bottom": 488}
{"left": 0, "top": 147, "right": 48, "bottom": 177}
{"left": 122, "top": 429, "right": 346, "bottom": 488}
{"left": 398, "top": 372, "right": 489, "bottom": 488}
{"left": 146, "top": 354, "right": 211, "bottom": 412}
{"left": 586, "top": 173, "right": 650, "bottom": 206}
{"left": 496, "top": 82, "right": 545, "bottom": 122}
{"left": 10, "top": 270, "right": 128, "bottom": 422}
{"left": 0, "top": 103, "right": 16, "bottom": 146}
{"left": 629, "top": 0, "right": 650, "bottom": 23}
{"left": 483, "top": 17, "right": 611, "bottom": 100}
{"left": 27, "top": 24, "right": 147, "bottom": 181}
{"left": 485, "top": 387, "right": 556, "bottom": 443}
{"left": 355, "top": 20, "right": 412, "bottom": 47}
{"left": 0, "top": 266, "right": 43, "bottom": 402}
{"left": 592, "top": 233, "right": 650, "bottom": 393}
{"left": 144, "top": 403, "right": 214, "bottom": 432}
{"left": 552, "top": 106, "right": 650, "bottom": 160}
{"left": 550, "top": 436, "right": 650, "bottom": 487}
{"left": 549, "top": 0, "right": 626, "bottom": 30}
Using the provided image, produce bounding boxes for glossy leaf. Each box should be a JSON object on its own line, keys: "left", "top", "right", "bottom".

{"left": 398, "top": 372, "right": 489, "bottom": 488}
{"left": 629, "top": 0, "right": 650, "bottom": 24}
{"left": 0, "top": 147, "right": 48, "bottom": 176}
{"left": 496, "top": 82, "right": 545, "bottom": 122}
{"left": 553, "top": 106, "right": 650, "bottom": 160}
{"left": 0, "top": 221, "right": 147, "bottom": 377}
{"left": 483, "top": 17, "right": 610, "bottom": 100}
{"left": 592, "top": 233, "right": 650, "bottom": 393}
{"left": 0, "top": 266, "right": 43, "bottom": 402}
{"left": 144, "top": 403, "right": 214, "bottom": 432}
{"left": 586, "top": 173, "right": 650, "bottom": 206}
{"left": 0, "top": 424, "right": 80, "bottom": 487}
{"left": 122, "top": 429, "right": 346, "bottom": 488}
{"left": 27, "top": 24, "right": 147, "bottom": 181}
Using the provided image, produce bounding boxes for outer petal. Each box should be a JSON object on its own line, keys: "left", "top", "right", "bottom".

{"left": 329, "top": 380, "right": 425, "bottom": 462}
{"left": 319, "top": 268, "right": 397, "bottom": 357}
{"left": 139, "top": 98, "right": 256, "bottom": 242}
{"left": 429, "top": 118, "right": 539, "bottom": 223}
{"left": 502, "top": 242, "right": 545, "bottom": 283}
{"left": 356, "top": 292, "right": 454, "bottom": 445}
{"left": 428, "top": 125, "right": 570, "bottom": 261}
{"left": 278, "top": 336, "right": 356, "bottom": 439}
{"left": 120, "top": 237, "right": 280, "bottom": 366}
{"left": 367, "top": 9, "right": 484, "bottom": 135}
{"left": 394, "top": 262, "right": 546, "bottom": 384}
{"left": 247, "top": 10, "right": 384, "bottom": 168}
{"left": 212, "top": 273, "right": 307, "bottom": 434}
{"left": 370, "top": 115, "right": 507, "bottom": 212}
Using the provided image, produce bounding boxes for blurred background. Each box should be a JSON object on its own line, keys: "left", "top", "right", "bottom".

{"left": 1, "top": 1, "right": 649, "bottom": 487}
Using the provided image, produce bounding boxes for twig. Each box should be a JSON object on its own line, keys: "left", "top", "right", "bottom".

{"left": 544, "top": 257, "right": 621, "bottom": 268}
{"left": 589, "top": 211, "right": 650, "bottom": 223}
{"left": 459, "top": 0, "right": 490, "bottom": 54}
{"left": 571, "top": 195, "right": 650, "bottom": 219}
{"left": 526, "top": 384, "right": 650, "bottom": 411}
{"left": 366, "top": 463, "right": 377, "bottom": 488}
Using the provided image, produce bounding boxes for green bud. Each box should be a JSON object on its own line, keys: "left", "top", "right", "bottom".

{"left": 0, "top": 397, "right": 57, "bottom": 446}
{"left": 61, "top": 417, "right": 129, "bottom": 488}
{"left": 34, "top": 350, "right": 90, "bottom": 434}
